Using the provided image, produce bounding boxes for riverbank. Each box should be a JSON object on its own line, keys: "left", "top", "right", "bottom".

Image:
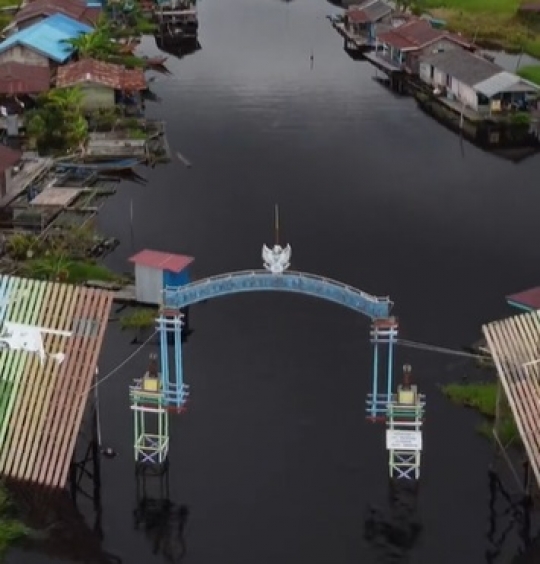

{"left": 415, "top": 0, "right": 540, "bottom": 57}
{"left": 0, "top": 487, "right": 27, "bottom": 561}
{"left": 442, "top": 381, "right": 520, "bottom": 446}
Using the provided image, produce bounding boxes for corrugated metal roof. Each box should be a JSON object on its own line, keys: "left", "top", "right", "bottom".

{"left": 421, "top": 49, "right": 500, "bottom": 86}
{"left": 378, "top": 18, "right": 471, "bottom": 51}
{"left": 474, "top": 71, "right": 540, "bottom": 98}
{"left": 0, "top": 62, "right": 51, "bottom": 94}
{"left": 506, "top": 286, "right": 540, "bottom": 310}
{"left": 13, "top": 0, "right": 100, "bottom": 27}
{"left": 129, "top": 249, "right": 194, "bottom": 273}
{"left": 0, "top": 145, "right": 21, "bottom": 172}
{"left": 347, "top": 0, "right": 392, "bottom": 23}
{"left": 57, "top": 58, "right": 147, "bottom": 90}
{"left": 0, "top": 275, "right": 113, "bottom": 488}
{"left": 0, "top": 14, "right": 92, "bottom": 63}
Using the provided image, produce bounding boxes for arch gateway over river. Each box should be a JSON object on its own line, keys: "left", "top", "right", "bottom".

{"left": 130, "top": 243, "right": 423, "bottom": 480}
{"left": 157, "top": 243, "right": 399, "bottom": 416}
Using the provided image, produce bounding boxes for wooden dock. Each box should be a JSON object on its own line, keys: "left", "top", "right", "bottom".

{"left": 85, "top": 280, "right": 138, "bottom": 304}
{"left": 0, "top": 275, "right": 113, "bottom": 488}
{"left": 30, "top": 187, "right": 82, "bottom": 207}
{"left": 331, "top": 21, "right": 371, "bottom": 51}
{"left": 483, "top": 311, "right": 540, "bottom": 489}
{"left": 0, "top": 157, "right": 53, "bottom": 209}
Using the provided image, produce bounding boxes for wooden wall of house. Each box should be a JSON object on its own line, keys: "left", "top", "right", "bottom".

{"left": 80, "top": 83, "right": 116, "bottom": 111}
{"left": 0, "top": 45, "right": 49, "bottom": 67}
{"left": 419, "top": 62, "right": 479, "bottom": 111}
{"left": 0, "top": 170, "right": 7, "bottom": 198}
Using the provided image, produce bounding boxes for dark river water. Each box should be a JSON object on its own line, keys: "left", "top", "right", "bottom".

{"left": 9, "top": 0, "right": 540, "bottom": 562}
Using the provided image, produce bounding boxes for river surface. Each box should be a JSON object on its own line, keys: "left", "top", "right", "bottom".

{"left": 8, "top": 0, "right": 540, "bottom": 562}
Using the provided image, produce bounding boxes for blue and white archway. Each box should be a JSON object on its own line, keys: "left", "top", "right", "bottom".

{"left": 157, "top": 269, "right": 397, "bottom": 419}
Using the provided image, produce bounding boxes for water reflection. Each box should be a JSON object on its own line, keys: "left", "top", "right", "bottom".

{"left": 134, "top": 464, "right": 189, "bottom": 562}
{"left": 364, "top": 481, "right": 422, "bottom": 562}
{"left": 154, "top": 36, "right": 202, "bottom": 60}
{"left": 7, "top": 482, "right": 120, "bottom": 563}
{"left": 486, "top": 469, "right": 532, "bottom": 563}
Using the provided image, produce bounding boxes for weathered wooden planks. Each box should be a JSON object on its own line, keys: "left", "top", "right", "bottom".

{"left": 483, "top": 312, "right": 540, "bottom": 488}
{"left": 0, "top": 275, "right": 112, "bottom": 489}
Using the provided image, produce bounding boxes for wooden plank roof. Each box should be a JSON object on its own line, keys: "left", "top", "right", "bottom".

{"left": 483, "top": 312, "right": 540, "bottom": 488}
{"left": 0, "top": 275, "right": 112, "bottom": 489}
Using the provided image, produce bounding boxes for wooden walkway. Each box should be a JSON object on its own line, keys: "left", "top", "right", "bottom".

{"left": 0, "top": 275, "right": 113, "bottom": 488}
{"left": 483, "top": 311, "right": 540, "bottom": 488}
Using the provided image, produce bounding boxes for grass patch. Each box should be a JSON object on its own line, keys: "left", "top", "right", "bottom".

{"left": 0, "top": 486, "right": 28, "bottom": 559}
{"left": 22, "top": 258, "right": 121, "bottom": 285}
{"left": 442, "top": 382, "right": 520, "bottom": 446}
{"left": 414, "top": 0, "right": 540, "bottom": 55}
{"left": 120, "top": 308, "right": 156, "bottom": 331}
{"left": 63, "top": 261, "right": 120, "bottom": 284}
{"left": 421, "top": 0, "right": 519, "bottom": 14}
{"left": 517, "top": 64, "right": 540, "bottom": 84}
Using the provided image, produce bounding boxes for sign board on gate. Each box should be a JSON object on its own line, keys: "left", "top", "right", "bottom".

{"left": 386, "top": 430, "right": 422, "bottom": 452}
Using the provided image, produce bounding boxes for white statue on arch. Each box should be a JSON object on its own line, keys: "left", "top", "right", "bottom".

{"left": 262, "top": 204, "right": 291, "bottom": 274}
{"left": 262, "top": 243, "right": 292, "bottom": 274}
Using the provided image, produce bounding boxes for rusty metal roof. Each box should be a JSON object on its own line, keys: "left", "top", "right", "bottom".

{"left": 0, "top": 62, "right": 51, "bottom": 95}
{"left": 347, "top": 0, "right": 392, "bottom": 23}
{"left": 507, "top": 286, "right": 540, "bottom": 311}
{"left": 0, "top": 145, "right": 21, "bottom": 172}
{"left": 377, "top": 18, "right": 471, "bottom": 51}
{"left": 56, "top": 58, "right": 147, "bottom": 91}
{"left": 0, "top": 275, "right": 113, "bottom": 488}
{"left": 13, "top": 0, "right": 100, "bottom": 27}
{"left": 129, "top": 249, "right": 194, "bottom": 273}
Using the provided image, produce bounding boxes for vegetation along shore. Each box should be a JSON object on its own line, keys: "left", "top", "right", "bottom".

{"left": 412, "top": 0, "right": 540, "bottom": 57}
{"left": 443, "top": 380, "right": 520, "bottom": 446}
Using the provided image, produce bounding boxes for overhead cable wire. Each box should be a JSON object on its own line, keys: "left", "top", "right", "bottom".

{"left": 82, "top": 334, "right": 489, "bottom": 401}
{"left": 82, "top": 331, "right": 158, "bottom": 398}
{"left": 397, "top": 339, "right": 490, "bottom": 361}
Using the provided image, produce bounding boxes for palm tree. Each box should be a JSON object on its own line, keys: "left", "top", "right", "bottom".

{"left": 64, "top": 29, "right": 119, "bottom": 60}
{"left": 45, "top": 86, "right": 84, "bottom": 112}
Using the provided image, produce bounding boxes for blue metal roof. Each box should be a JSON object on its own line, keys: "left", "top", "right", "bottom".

{"left": 0, "top": 14, "right": 92, "bottom": 63}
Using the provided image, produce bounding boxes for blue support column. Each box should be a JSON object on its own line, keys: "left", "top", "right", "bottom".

{"left": 157, "top": 312, "right": 189, "bottom": 410}
{"left": 385, "top": 321, "right": 398, "bottom": 408}
{"left": 173, "top": 315, "right": 185, "bottom": 409}
{"left": 158, "top": 316, "right": 169, "bottom": 399}
{"left": 371, "top": 340, "right": 379, "bottom": 419}
{"left": 386, "top": 336, "right": 394, "bottom": 405}
{"left": 367, "top": 318, "right": 399, "bottom": 421}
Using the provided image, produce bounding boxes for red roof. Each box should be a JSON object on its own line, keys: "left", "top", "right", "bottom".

{"left": 56, "top": 58, "right": 147, "bottom": 91}
{"left": 14, "top": 0, "right": 100, "bottom": 26}
{"left": 0, "top": 145, "right": 21, "bottom": 173}
{"left": 377, "top": 19, "right": 471, "bottom": 51}
{"left": 129, "top": 250, "right": 194, "bottom": 273}
{"left": 507, "top": 287, "right": 540, "bottom": 310}
{"left": 347, "top": 7, "right": 371, "bottom": 23}
{"left": 0, "top": 62, "right": 50, "bottom": 95}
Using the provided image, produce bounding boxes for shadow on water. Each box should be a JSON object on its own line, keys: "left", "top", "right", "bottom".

{"left": 364, "top": 481, "right": 422, "bottom": 563}
{"left": 153, "top": 36, "right": 202, "bottom": 60}
{"left": 6, "top": 482, "right": 121, "bottom": 563}
{"left": 133, "top": 464, "right": 189, "bottom": 563}
{"left": 363, "top": 467, "right": 539, "bottom": 563}
{"left": 487, "top": 467, "right": 533, "bottom": 563}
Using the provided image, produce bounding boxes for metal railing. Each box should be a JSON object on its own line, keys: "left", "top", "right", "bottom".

{"left": 163, "top": 270, "right": 393, "bottom": 318}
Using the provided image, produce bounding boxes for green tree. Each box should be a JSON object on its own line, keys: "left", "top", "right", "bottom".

{"left": 64, "top": 28, "right": 119, "bottom": 60}
{"left": 26, "top": 87, "right": 88, "bottom": 154}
